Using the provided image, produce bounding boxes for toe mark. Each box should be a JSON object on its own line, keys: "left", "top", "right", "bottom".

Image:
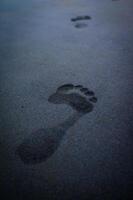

{"left": 75, "top": 85, "right": 83, "bottom": 89}
{"left": 85, "top": 91, "right": 94, "bottom": 96}
{"left": 89, "top": 97, "right": 97, "bottom": 103}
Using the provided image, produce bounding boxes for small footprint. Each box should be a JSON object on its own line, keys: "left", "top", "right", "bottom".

{"left": 17, "top": 84, "right": 97, "bottom": 164}
{"left": 71, "top": 15, "right": 91, "bottom": 29}
{"left": 71, "top": 16, "right": 91, "bottom": 22}
{"left": 75, "top": 23, "right": 88, "bottom": 29}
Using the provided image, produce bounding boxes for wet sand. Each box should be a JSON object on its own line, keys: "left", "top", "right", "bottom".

{"left": 0, "top": 0, "right": 133, "bottom": 199}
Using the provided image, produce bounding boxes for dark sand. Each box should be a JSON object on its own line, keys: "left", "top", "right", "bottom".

{"left": 0, "top": 0, "right": 133, "bottom": 199}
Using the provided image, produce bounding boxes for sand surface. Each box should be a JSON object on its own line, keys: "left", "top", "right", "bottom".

{"left": 0, "top": 0, "right": 133, "bottom": 199}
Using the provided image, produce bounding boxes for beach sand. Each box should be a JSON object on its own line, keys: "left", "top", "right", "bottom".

{"left": 0, "top": 0, "right": 133, "bottom": 199}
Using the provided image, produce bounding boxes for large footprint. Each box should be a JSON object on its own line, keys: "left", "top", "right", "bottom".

{"left": 48, "top": 84, "right": 97, "bottom": 113}
{"left": 17, "top": 84, "right": 97, "bottom": 164}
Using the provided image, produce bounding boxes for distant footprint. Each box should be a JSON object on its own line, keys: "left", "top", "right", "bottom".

{"left": 48, "top": 84, "right": 97, "bottom": 113}
{"left": 17, "top": 84, "right": 97, "bottom": 164}
{"left": 75, "top": 23, "right": 88, "bottom": 29}
{"left": 71, "top": 15, "right": 91, "bottom": 29}
{"left": 71, "top": 16, "right": 91, "bottom": 22}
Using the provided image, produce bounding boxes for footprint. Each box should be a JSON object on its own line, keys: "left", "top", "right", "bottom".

{"left": 48, "top": 84, "right": 97, "bottom": 113}
{"left": 74, "top": 23, "right": 88, "bottom": 29}
{"left": 71, "top": 15, "right": 91, "bottom": 29}
{"left": 17, "top": 84, "right": 97, "bottom": 164}
{"left": 71, "top": 16, "right": 91, "bottom": 22}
